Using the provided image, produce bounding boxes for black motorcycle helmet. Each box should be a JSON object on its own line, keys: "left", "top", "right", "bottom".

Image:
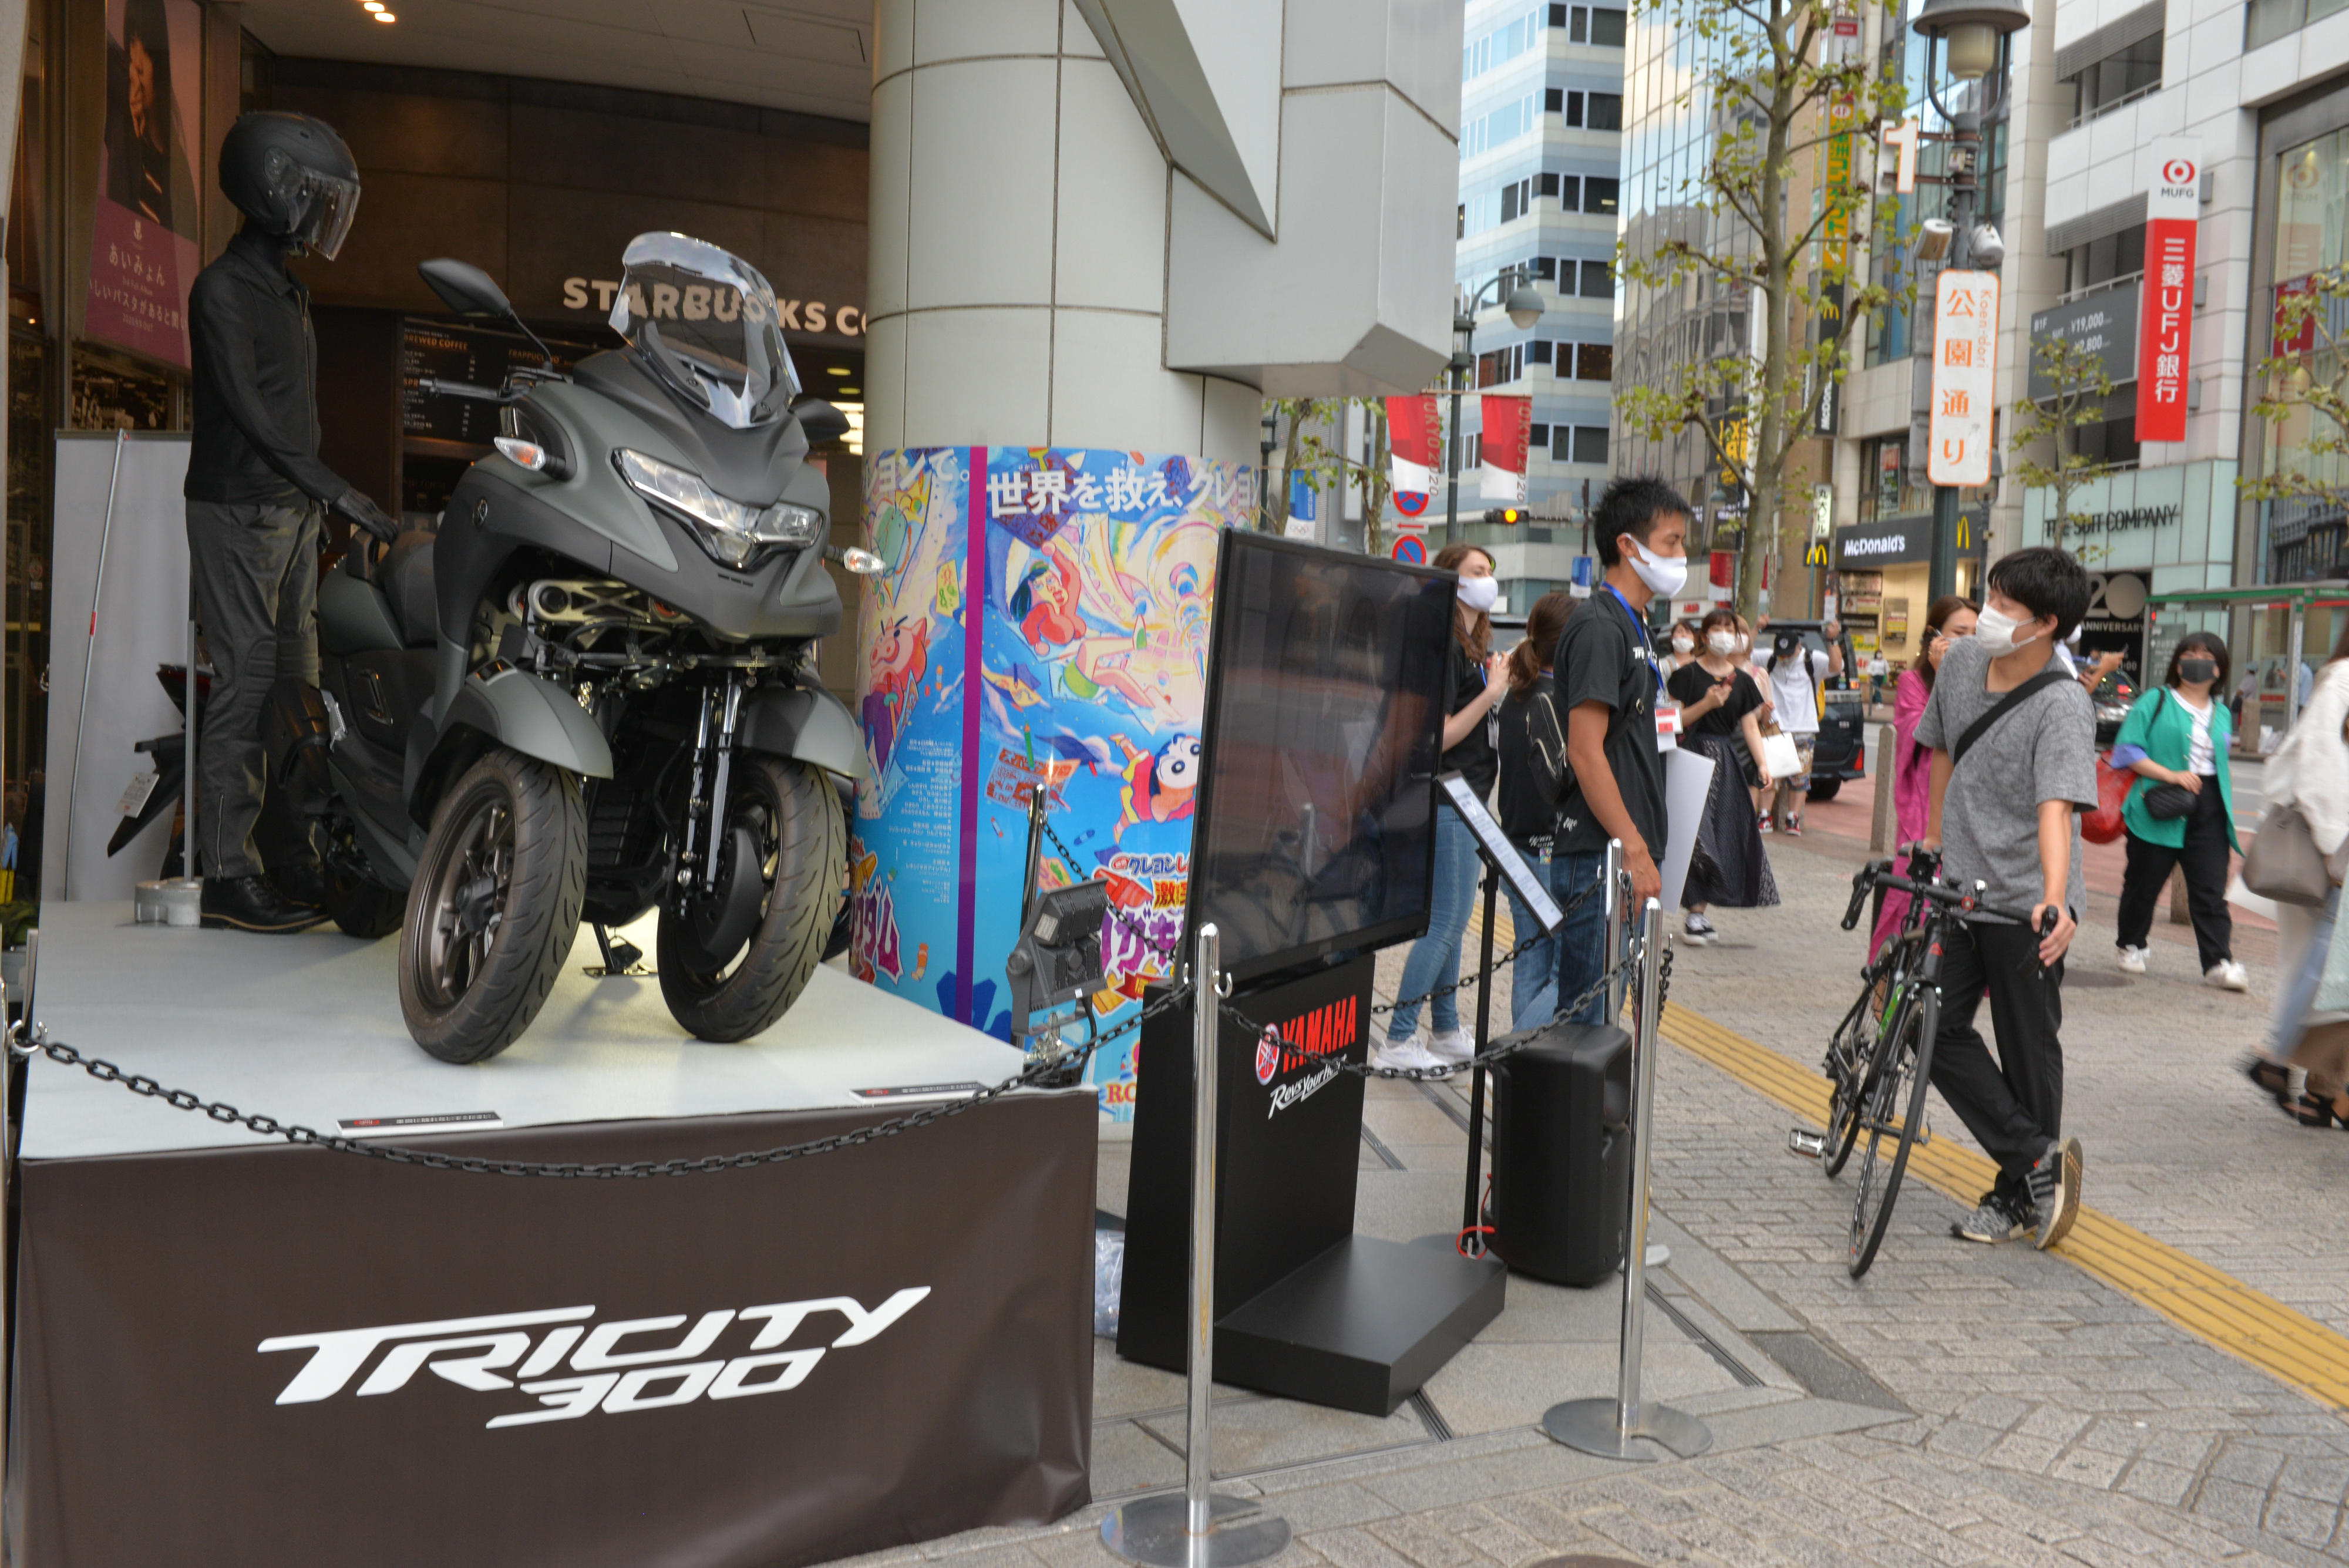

{"left": 218, "top": 112, "right": 361, "bottom": 260}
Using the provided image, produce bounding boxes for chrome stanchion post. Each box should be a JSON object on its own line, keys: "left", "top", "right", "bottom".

{"left": 1101, "top": 924, "right": 1290, "bottom": 1567}
{"left": 1601, "top": 837, "right": 1626, "bottom": 1022}
{"left": 1542, "top": 899, "right": 1712, "bottom": 1462}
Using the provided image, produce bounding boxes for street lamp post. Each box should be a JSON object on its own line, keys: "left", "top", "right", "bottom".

{"left": 1444, "top": 271, "right": 1549, "bottom": 547}
{"left": 1911, "top": 0, "right": 2029, "bottom": 600}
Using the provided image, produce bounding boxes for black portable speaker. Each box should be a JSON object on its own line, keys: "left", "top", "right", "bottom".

{"left": 1487, "top": 1021, "right": 1633, "bottom": 1286}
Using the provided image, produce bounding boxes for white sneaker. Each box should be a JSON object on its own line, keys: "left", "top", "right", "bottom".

{"left": 2116, "top": 945, "right": 2148, "bottom": 975}
{"left": 1427, "top": 1027, "right": 1474, "bottom": 1065}
{"left": 1369, "top": 1033, "right": 1444, "bottom": 1074}
{"left": 2206, "top": 959, "right": 2250, "bottom": 992}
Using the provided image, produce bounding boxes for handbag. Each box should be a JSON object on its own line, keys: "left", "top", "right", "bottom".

{"left": 2082, "top": 758, "right": 2131, "bottom": 844}
{"left": 1758, "top": 722, "right": 1803, "bottom": 782}
{"left": 2143, "top": 783, "right": 2197, "bottom": 820}
{"left": 2244, "top": 800, "right": 2333, "bottom": 907}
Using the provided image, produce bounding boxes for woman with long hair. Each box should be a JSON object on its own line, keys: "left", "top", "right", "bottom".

{"left": 1492, "top": 593, "right": 1580, "bottom": 1026}
{"left": 1665, "top": 605, "right": 1777, "bottom": 944}
{"left": 1375, "top": 542, "right": 1510, "bottom": 1071}
{"left": 2110, "top": 633, "right": 2246, "bottom": 989}
{"left": 2248, "top": 618, "right": 2349, "bottom": 1128}
{"left": 1869, "top": 595, "right": 1976, "bottom": 961}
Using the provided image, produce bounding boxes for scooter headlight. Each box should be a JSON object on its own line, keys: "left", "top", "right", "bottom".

{"left": 615, "top": 448, "right": 825, "bottom": 568}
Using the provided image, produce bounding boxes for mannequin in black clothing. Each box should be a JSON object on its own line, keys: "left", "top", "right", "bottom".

{"left": 185, "top": 112, "right": 397, "bottom": 933}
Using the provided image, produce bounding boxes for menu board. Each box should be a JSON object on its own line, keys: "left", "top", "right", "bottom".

{"left": 400, "top": 319, "right": 597, "bottom": 447}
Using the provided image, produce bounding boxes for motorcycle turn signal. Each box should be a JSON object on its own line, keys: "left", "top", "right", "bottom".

{"left": 825, "top": 544, "right": 886, "bottom": 576}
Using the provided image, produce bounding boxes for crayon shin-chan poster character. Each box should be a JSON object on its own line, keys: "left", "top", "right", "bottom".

{"left": 851, "top": 446, "right": 1250, "bottom": 1122}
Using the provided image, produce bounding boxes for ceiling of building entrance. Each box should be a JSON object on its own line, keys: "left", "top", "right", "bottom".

{"left": 239, "top": 0, "right": 874, "bottom": 123}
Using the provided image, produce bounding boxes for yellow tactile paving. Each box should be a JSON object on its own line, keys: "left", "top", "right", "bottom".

{"left": 1660, "top": 1001, "right": 2349, "bottom": 1414}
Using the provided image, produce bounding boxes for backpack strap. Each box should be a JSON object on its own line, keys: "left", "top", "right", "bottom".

{"left": 1951, "top": 669, "right": 2069, "bottom": 768}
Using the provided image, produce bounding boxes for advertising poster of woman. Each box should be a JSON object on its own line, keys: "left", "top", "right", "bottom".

{"left": 87, "top": 0, "right": 203, "bottom": 367}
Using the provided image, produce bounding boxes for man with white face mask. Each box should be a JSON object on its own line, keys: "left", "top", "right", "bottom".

{"left": 1552, "top": 477, "right": 1692, "bottom": 1024}
{"left": 1916, "top": 547, "right": 2099, "bottom": 1251}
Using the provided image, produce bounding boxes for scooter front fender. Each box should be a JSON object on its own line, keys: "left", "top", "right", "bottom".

{"left": 408, "top": 668, "right": 614, "bottom": 827}
{"left": 735, "top": 683, "right": 864, "bottom": 782}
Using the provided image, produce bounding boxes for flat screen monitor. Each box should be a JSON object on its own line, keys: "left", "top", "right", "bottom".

{"left": 1184, "top": 531, "right": 1456, "bottom": 987}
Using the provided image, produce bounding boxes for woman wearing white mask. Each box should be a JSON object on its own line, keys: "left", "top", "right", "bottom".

{"left": 1665, "top": 605, "right": 1777, "bottom": 944}
{"left": 1374, "top": 543, "right": 1510, "bottom": 1072}
{"left": 1667, "top": 618, "right": 1702, "bottom": 672}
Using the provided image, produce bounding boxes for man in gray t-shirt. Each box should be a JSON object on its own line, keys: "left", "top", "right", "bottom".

{"left": 1916, "top": 638, "right": 2097, "bottom": 922}
{"left": 1916, "top": 549, "right": 2099, "bottom": 1253}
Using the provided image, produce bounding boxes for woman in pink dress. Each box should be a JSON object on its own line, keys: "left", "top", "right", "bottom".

{"left": 1870, "top": 595, "right": 1977, "bottom": 960}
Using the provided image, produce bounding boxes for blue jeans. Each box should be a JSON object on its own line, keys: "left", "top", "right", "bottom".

{"left": 1387, "top": 809, "right": 1480, "bottom": 1041}
{"left": 1552, "top": 848, "right": 1618, "bottom": 1027}
{"left": 1502, "top": 839, "right": 1580, "bottom": 1031}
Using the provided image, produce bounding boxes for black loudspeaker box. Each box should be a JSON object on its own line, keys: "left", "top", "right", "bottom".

{"left": 1488, "top": 1021, "right": 1633, "bottom": 1287}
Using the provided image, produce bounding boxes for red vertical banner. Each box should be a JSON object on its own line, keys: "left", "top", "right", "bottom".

{"left": 1478, "top": 393, "right": 1531, "bottom": 503}
{"left": 1383, "top": 392, "right": 1441, "bottom": 517}
{"left": 2136, "top": 141, "right": 2201, "bottom": 443}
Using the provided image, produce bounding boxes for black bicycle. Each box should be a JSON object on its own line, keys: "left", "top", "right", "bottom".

{"left": 1822, "top": 853, "right": 2048, "bottom": 1278}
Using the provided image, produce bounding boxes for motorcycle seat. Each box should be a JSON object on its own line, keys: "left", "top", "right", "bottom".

{"left": 382, "top": 531, "right": 439, "bottom": 648}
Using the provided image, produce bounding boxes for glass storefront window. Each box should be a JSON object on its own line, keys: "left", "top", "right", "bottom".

{"left": 2262, "top": 126, "right": 2349, "bottom": 543}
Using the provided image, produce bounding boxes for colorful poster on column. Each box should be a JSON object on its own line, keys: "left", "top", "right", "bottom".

{"left": 86, "top": 0, "right": 203, "bottom": 368}
{"left": 852, "top": 447, "right": 1251, "bottom": 1122}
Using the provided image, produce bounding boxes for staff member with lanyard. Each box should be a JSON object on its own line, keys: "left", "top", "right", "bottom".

{"left": 1373, "top": 543, "right": 1509, "bottom": 1072}
{"left": 1552, "top": 477, "right": 1692, "bottom": 1024}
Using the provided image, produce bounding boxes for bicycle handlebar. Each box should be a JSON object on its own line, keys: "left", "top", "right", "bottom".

{"left": 1841, "top": 857, "right": 2051, "bottom": 933}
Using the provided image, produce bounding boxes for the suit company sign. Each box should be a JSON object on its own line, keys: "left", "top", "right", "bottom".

{"left": 258, "top": 1288, "right": 929, "bottom": 1429}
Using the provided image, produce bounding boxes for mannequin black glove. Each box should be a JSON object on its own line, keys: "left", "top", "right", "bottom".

{"left": 331, "top": 489, "right": 400, "bottom": 544}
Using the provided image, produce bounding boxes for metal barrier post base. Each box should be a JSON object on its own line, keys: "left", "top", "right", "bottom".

{"left": 1540, "top": 1397, "right": 1713, "bottom": 1462}
{"left": 1100, "top": 1492, "right": 1293, "bottom": 1567}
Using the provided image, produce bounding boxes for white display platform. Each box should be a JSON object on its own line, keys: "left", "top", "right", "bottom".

{"left": 23, "top": 902, "right": 1027, "bottom": 1160}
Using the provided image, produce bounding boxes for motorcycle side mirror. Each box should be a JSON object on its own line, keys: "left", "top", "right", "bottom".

{"left": 419, "top": 258, "right": 516, "bottom": 321}
{"left": 792, "top": 396, "right": 851, "bottom": 446}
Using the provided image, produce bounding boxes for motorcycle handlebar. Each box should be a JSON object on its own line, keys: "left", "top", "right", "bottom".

{"left": 415, "top": 375, "right": 506, "bottom": 403}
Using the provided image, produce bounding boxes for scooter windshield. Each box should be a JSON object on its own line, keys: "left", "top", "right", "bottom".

{"left": 608, "top": 232, "right": 800, "bottom": 429}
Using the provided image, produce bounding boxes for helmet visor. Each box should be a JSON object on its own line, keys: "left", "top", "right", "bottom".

{"left": 290, "top": 169, "right": 361, "bottom": 261}
{"left": 608, "top": 232, "right": 799, "bottom": 430}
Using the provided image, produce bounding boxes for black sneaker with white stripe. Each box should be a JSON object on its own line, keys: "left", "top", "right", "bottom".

{"left": 1682, "top": 913, "right": 1718, "bottom": 946}
{"left": 2028, "top": 1136, "right": 2083, "bottom": 1250}
{"left": 1951, "top": 1191, "right": 2035, "bottom": 1244}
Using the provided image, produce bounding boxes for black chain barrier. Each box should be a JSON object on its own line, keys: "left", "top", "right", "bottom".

{"left": 1217, "top": 920, "right": 1674, "bottom": 1085}
{"left": 6, "top": 845, "right": 1657, "bottom": 1174}
{"left": 1038, "top": 814, "right": 1610, "bottom": 1025}
{"left": 3, "top": 982, "right": 1192, "bottom": 1179}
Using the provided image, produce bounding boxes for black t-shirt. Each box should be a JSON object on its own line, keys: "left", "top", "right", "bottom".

{"left": 1443, "top": 640, "right": 1499, "bottom": 798}
{"left": 1666, "top": 660, "right": 1764, "bottom": 738}
{"left": 1494, "top": 677, "right": 1559, "bottom": 842}
{"left": 1553, "top": 588, "right": 1667, "bottom": 857}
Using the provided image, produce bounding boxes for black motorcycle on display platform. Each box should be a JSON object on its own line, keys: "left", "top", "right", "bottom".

{"left": 126, "top": 233, "right": 875, "bottom": 1064}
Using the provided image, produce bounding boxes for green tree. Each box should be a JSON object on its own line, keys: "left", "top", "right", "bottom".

{"left": 1616, "top": 2, "right": 1908, "bottom": 618}
{"left": 2008, "top": 331, "right": 2119, "bottom": 554}
{"left": 2244, "top": 265, "right": 2349, "bottom": 524}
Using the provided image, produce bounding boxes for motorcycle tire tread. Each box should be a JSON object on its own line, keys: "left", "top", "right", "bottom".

{"left": 656, "top": 756, "right": 846, "bottom": 1044}
{"left": 399, "top": 750, "right": 589, "bottom": 1064}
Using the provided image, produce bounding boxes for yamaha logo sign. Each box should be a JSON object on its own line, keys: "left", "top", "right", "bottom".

{"left": 259, "top": 1289, "right": 930, "bottom": 1429}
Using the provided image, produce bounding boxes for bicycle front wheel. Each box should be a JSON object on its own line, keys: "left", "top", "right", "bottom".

{"left": 1847, "top": 986, "right": 1939, "bottom": 1278}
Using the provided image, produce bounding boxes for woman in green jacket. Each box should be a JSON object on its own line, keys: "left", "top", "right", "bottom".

{"left": 2111, "top": 632, "right": 2246, "bottom": 989}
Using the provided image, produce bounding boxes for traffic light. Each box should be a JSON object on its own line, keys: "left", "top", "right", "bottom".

{"left": 1482, "top": 507, "right": 1525, "bottom": 526}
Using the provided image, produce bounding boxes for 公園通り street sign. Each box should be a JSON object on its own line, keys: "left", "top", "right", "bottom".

{"left": 1928, "top": 269, "right": 1999, "bottom": 487}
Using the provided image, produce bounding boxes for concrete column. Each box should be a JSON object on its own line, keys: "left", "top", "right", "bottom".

{"left": 864, "top": 0, "right": 1259, "bottom": 462}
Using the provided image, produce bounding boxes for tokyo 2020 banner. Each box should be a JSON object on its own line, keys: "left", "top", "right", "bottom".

{"left": 853, "top": 447, "right": 1252, "bottom": 1122}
